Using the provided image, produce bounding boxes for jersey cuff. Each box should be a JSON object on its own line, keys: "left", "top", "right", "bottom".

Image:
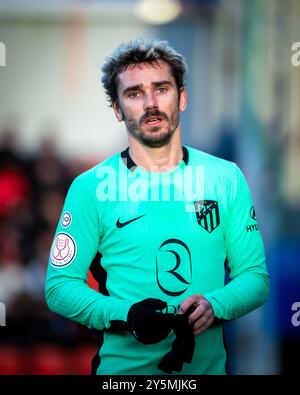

{"left": 104, "top": 299, "right": 135, "bottom": 328}
{"left": 203, "top": 294, "right": 223, "bottom": 319}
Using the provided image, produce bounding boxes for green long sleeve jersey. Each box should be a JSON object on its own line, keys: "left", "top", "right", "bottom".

{"left": 45, "top": 145, "right": 269, "bottom": 375}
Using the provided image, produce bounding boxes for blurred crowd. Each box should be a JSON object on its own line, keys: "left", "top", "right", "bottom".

{"left": 0, "top": 125, "right": 98, "bottom": 374}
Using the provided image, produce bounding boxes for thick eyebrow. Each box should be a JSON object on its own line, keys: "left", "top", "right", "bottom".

{"left": 122, "top": 84, "right": 143, "bottom": 96}
{"left": 122, "top": 80, "right": 173, "bottom": 96}
{"left": 152, "top": 80, "right": 173, "bottom": 88}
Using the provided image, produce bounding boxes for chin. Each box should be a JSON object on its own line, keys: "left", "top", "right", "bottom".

{"left": 140, "top": 132, "right": 173, "bottom": 148}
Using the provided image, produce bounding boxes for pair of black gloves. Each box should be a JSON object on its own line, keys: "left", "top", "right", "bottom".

{"left": 119, "top": 298, "right": 196, "bottom": 374}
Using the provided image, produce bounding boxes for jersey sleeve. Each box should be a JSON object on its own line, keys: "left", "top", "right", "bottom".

{"left": 45, "top": 174, "right": 134, "bottom": 330}
{"left": 204, "top": 165, "right": 270, "bottom": 320}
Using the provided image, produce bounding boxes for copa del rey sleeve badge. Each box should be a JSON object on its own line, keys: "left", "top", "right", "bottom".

{"left": 50, "top": 232, "right": 77, "bottom": 268}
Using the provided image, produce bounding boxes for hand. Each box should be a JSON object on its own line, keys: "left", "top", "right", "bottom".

{"left": 179, "top": 294, "right": 214, "bottom": 336}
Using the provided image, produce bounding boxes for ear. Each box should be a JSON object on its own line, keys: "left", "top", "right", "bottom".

{"left": 179, "top": 87, "right": 187, "bottom": 112}
{"left": 112, "top": 101, "right": 123, "bottom": 122}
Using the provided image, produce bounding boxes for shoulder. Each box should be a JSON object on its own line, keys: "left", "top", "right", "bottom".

{"left": 66, "top": 151, "right": 122, "bottom": 200}
{"left": 185, "top": 146, "right": 246, "bottom": 201}
{"left": 185, "top": 146, "right": 239, "bottom": 178}
{"left": 72, "top": 151, "right": 122, "bottom": 185}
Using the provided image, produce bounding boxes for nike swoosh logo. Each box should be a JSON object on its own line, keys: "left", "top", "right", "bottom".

{"left": 116, "top": 214, "right": 145, "bottom": 228}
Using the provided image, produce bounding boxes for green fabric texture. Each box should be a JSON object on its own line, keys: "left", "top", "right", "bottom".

{"left": 45, "top": 146, "right": 269, "bottom": 374}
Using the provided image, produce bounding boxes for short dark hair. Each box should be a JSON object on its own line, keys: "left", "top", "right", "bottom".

{"left": 101, "top": 38, "right": 188, "bottom": 106}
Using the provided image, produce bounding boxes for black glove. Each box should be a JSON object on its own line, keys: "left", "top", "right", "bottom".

{"left": 126, "top": 298, "right": 175, "bottom": 345}
{"left": 157, "top": 306, "right": 195, "bottom": 374}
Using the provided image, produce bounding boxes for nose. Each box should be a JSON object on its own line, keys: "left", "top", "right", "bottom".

{"left": 143, "top": 91, "right": 158, "bottom": 111}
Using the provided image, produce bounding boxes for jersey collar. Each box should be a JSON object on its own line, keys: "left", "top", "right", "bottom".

{"left": 121, "top": 145, "right": 189, "bottom": 172}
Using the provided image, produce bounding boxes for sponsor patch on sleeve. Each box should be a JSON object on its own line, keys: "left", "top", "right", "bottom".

{"left": 61, "top": 211, "right": 72, "bottom": 228}
{"left": 245, "top": 206, "right": 259, "bottom": 232}
{"left": 50, "top": 232, "right": 77, "bottom": 268}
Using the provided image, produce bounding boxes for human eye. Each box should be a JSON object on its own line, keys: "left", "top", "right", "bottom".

{"left": 156, "top": 86, "right": 168, "bottom": 94}
{"left": 128, "top": 91, "right": 140, "bottom": 98}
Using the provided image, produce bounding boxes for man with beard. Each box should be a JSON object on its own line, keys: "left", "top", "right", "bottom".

{"left": 45, "top": 38, "right": 269, "bottom": 375}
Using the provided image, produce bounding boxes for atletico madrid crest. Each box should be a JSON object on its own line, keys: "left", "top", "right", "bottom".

{"left": 194, "top": 200, "right": 220, "bottom": 233}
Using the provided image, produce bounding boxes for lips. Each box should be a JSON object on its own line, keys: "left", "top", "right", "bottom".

{"left": 144, "top": 116, "right": 163, "bottom": 125}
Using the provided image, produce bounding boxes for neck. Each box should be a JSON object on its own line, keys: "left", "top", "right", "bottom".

{"left": 128, "top": 129, "right": 183, "bottom": 172}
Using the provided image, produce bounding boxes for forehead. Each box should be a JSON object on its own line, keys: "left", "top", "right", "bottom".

{"left": 117, "top": 59, "right": 174, "bottom": 90}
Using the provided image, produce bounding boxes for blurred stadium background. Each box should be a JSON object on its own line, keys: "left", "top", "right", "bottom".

{"left": 0, "top": 0, "right": 299, "bottom": 375}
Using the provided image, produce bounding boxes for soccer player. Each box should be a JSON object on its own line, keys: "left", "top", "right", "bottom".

{"left": 45, "top": 38, "right": 270, "bottom": 375}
